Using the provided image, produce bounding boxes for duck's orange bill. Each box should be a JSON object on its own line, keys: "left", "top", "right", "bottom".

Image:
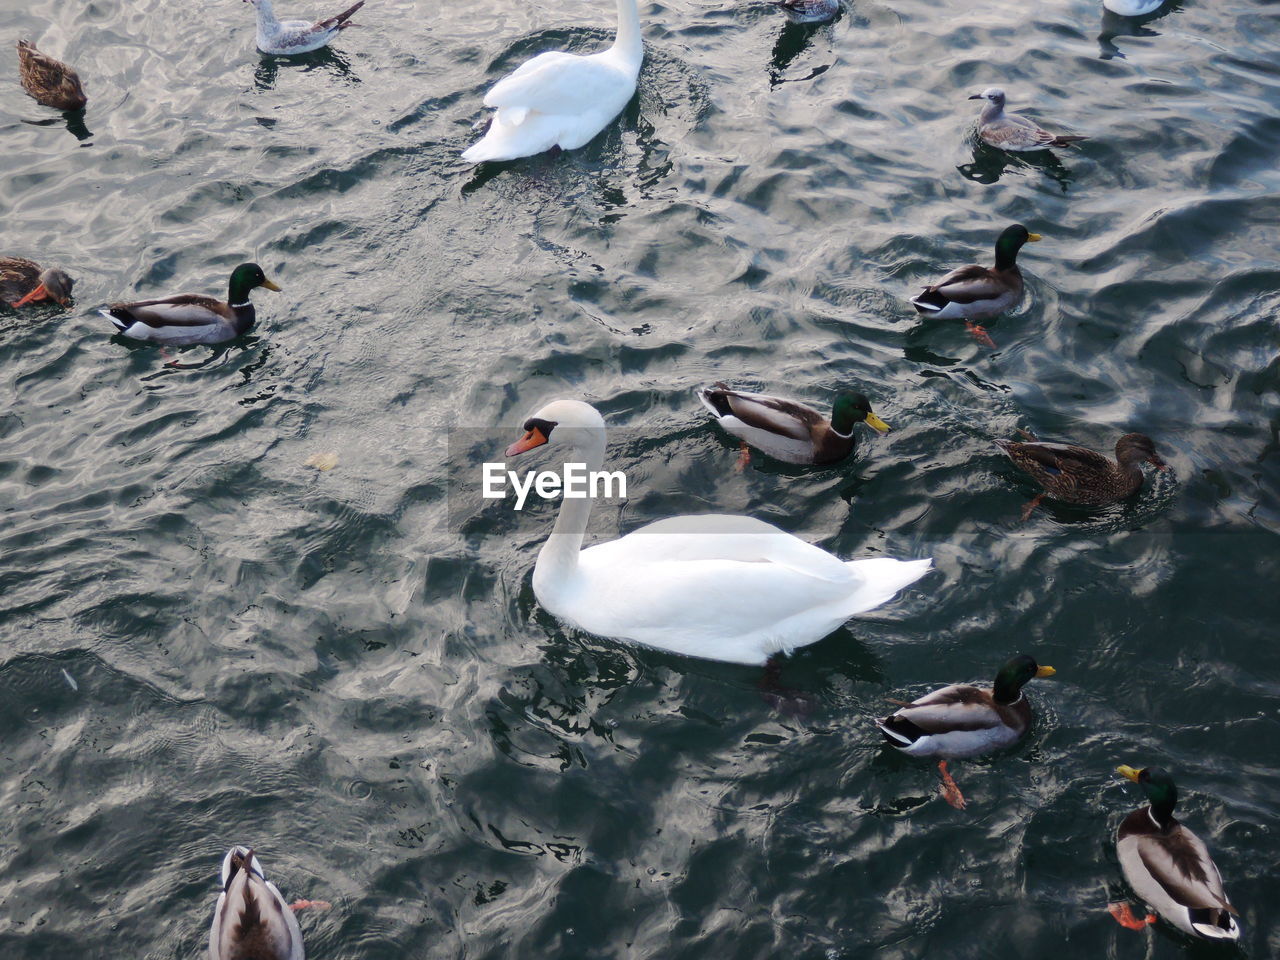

{"left": 11, "top": 283, "right": 49, "bottom": 307}
{"left": 506, "top": 426, "right": 547, "bottom": 457}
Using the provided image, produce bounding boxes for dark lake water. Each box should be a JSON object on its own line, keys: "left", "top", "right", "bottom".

{"left": 2, "top": 0, "right": 1279, "bottom": 956}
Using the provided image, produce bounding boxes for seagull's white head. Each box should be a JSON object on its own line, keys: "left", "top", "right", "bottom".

{"left": 968, "top": 87, "right": 1007, "bottom": 107}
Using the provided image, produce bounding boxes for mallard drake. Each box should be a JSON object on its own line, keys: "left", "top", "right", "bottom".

{"left": 100, "top": 262, "right": 280, "bottom": 345}
{"left": 969, "top": 87, "right": 1087, "bottom": 152}
{"left": 909, "top": 224, "right": 1041, "bottom": 344}
{"left": 504, "top": 400, "right": 931, "bottom": 665}
{"left": 461, "top": 0, "right": 643, "bottom": 163}
{"left": 1, "top": 257, "right": 74, "bottom": 307}
{"left": 243, "top": 0, "right": 365, "bottom": 55}
{"left": 995, "top": 432, "right": 1166, "bottom": 518}
{"left": 771, "top": 0, "right": 839, "bottom": 23}
{"left": 17, "top": 40, "right": 87, "bottom": 111}
{"left": 209, "top": 847, "right": 306, "bottom": 960}
{"left": 1112, "top": 766, "right": 1240, "bottom": 941}
{"left": 696, "top": 383, "right": 889, "bottom": 466}
{"left": 876, "top": 654, "right": 1055, "bottom": 808}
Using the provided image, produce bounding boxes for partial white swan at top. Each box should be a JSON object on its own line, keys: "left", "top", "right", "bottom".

{"left": 461, "top": 0, "right": 644, "bottom": 164}
{"left": 502, "top": 400, "right": 932, "bottom": 665}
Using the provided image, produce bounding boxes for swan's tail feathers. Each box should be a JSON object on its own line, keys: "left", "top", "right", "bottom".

{"left": 319, "top": 0, "right": 365, "bottom": 29}
{"left": 843, "top": 557, "right": 932, "bottom": 614}
{"left": 461, "top": 109, "right": 551, "bottom": 164}
{"left": 461, "top": 137, "right": 505, "bottom": 165}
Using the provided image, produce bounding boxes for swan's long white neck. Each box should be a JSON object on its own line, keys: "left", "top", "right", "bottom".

{"left": 534, "top": 431, "right": 606, "bottom": 585}
{"left": 609, "top": 0, "right": 643, "bottom": 73}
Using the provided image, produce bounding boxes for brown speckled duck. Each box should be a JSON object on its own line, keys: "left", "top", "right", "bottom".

{"left": 1, "top": 257, "right": 74, "bottom": 307}
{"left": 995, "top": 433, "right": 1166, "bottom": 519}
{"left": 17, "top": 40, "right": 87, "bottom": 111}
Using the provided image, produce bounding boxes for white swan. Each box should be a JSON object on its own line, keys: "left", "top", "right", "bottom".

{"left": 209, "top": 847, "right": 305, "bottom": 960}
{"left": 461, "top": 0, "right": 644, "bottom": 164}
{"left": 503, "top": 400, "right": 932, "bottom": 665}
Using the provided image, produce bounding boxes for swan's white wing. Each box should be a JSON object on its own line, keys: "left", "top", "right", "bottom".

{"left": 563, "top": 550, "right": 930, "bottom": 664}
{"left": 483, "top": 53, "right": 630, "bottom": 118}
{"left": 586, "top": 514, "right": 854, "bottom": 583}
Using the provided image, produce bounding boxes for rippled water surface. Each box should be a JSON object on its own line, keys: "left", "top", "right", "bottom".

{"left": 3, "top": 0, "right": 1279, "bottom": 955}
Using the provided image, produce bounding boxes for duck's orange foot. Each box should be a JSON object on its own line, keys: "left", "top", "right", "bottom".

{"left": 735, "top": 442, "right": 750, "bottom": 473}
{"left": 1108, "top": 902, "right": 1156, "bottom": 930}
{"left": 965, "top": 321, "right": 997, "bottom": 348}
{"left": 289, "top": 899, "right": 332, "bottom": 912}
{"left": 1019, "top": 494, "right": 1044, "bottom": 523}
{"left": 938, "top": 760, "right": 967, "bottom": 809}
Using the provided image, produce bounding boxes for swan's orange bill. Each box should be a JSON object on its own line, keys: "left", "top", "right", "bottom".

{"left": 11, "top": 283, "right": 49, "bottom": 307}
{"left": 506, "top": 426, "right": 547, "bottom": 457}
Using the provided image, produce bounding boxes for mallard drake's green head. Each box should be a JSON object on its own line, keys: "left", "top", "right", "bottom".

{"left": 992, "top": 654, "right": 1055, "bottom": 703}
{"left": 1115, "top": 433, "right": 1166, "bottom": 471}
{"left": 1118, "top": 765, "right": 1178, "bottom": 821}
{"left": 228, "top": 262, "right": 282, "bottom": 304}
{"left": 993, "top": 224, "right": 1042, "bottom": 269}
{"left": 831, "top": 392, "right": 889, "bottom": 437}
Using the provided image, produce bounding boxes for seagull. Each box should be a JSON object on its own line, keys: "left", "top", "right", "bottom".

{"left": 969, "top": 87, "right": 1088, "bottom": 152}
{"left": 770, "top": 0, "right": 839, "bottom": 24}
{"left": 243, "top": 0, "right": 366, "bottom": 56}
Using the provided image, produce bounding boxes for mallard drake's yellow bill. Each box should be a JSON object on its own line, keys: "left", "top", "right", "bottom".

{"left": 1026, "top": 233, "right": 1043, "bottom": 242}
{"left": 865, "top": 412, "right": 890, "bottom": 433}
{"left": 506, "top": 426, "right": 548, "bottom": 457}
{"left": 1036, "top": 665, "right": 1056, "bottom": 677}
{"left": 1116, "top": 765, "right": 1142, "bottom": 782}
{"left": 262, "top": 278, "right": 282, "bottom": 292}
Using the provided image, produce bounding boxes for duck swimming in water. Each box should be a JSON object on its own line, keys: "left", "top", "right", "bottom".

{"left": 100, "top": 262, "right": 281, "bottom": 346}
{"left": 994, "top": 432, "right": 1166, "bottom": 519}
{"left": 876, "top": 654, "right": 1055, "bottom": 808}
{"left": 17, "top": 40, "right": 87, "bottom": 111}
{"left": 209, "top": 847, "right": 306, "bottom": 960}
{"left": 1111, "top": 766, "right": 1240, "bottom": 941}
{"left": 1, "top": 257, "right": 74, "bottom": 308}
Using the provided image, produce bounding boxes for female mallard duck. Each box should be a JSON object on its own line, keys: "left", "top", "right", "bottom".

{"left": 505, "top": 400, "right": 931, "bottom": 665}
{"left": 876, "top": 654, "right": 1055, "bottom": 808}
{"left": 17, "top": 40, "right": 87, "bottom": 111}
{"left": 995, "top": 432, "right": 1166, "bottom": 519}
{"left": 209, "top": 847, "right": 306, "bottom": 960}
{"left": 1, "top": 257, "right": 74, "bottom": 307}
{"left": 1112, "top": 766, "right": 1240, "bottom": 941}
{"left": 100, "top": 262, "right": 280, "bottom": 345}
{"left": 696, "top": 383, "right": 889, "bottom": 466}
{"left": 909, "top": 224, "right": 1041, "bottom": 345}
